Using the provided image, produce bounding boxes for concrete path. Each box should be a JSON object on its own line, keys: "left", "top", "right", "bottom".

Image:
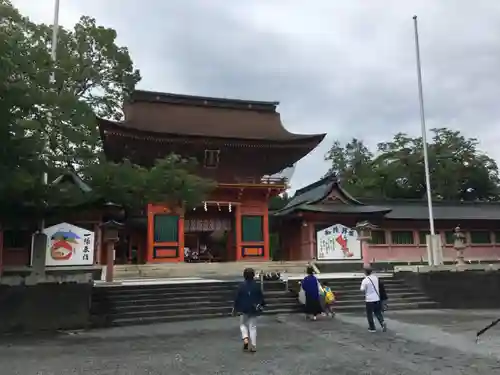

{"left": 1, "top": 309, "right": 499, "bottom": 374}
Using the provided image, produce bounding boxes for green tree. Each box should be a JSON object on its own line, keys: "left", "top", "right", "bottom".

{"left": 0, "top": 0, "right": 214, "bottom": 215}
{"left": 324, "top": 129, "right": 500, "bottom": 201}
{"left": 324, "top": 138, "right": 381, "bottom": 198}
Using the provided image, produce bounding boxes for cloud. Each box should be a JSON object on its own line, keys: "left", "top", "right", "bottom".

{"left": 12, "top": 0, "right": 500, "bottom": 190}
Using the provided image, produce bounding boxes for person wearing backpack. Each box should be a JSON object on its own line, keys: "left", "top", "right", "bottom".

{"left": 321, "top": 283, "right": 336, "bottom": 317}
{"left": 360, "top": 265, "right": 387, "bottom": 333}
{"left": 232, "top": 268, "right": 265, "bottom": 352}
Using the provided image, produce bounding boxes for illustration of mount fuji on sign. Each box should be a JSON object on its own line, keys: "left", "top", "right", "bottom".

{"left": 43, "top": 222, "right": 95, "bottom": 266}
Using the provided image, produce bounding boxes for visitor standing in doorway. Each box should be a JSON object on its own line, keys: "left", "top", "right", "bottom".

{"left": 301, "top": 266, "right": 323, "bottom": 320}
{"left": 232, "top": 268, "right": 265, "bottom": 352}
{"left": 360, "top": 266, "right": 387, "bottom": 333}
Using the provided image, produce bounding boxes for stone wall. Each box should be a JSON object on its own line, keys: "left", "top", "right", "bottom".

{"left": 396, "top": 270, "right": 500, "bottom": 309}
{"left": 0, "top": 282, "right": 93, "bottom": 332}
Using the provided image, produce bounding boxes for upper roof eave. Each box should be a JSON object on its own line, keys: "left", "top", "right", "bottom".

{"left": 98, "top": 118, "right": 326, "bottom": 145}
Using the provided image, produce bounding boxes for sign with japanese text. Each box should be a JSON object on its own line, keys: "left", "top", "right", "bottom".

{"left": 43, "top": 222, "right": 95, "bottom": 266}
{"left": 316, "top": 224, "right": 361, "bottom": 261}
{"left": 185, "top": 218, "right": 232, "bottom": 233}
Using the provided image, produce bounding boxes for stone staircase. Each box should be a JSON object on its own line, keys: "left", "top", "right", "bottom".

{"left": 91, "top": 276, "right": 439, "bottom": 328}
{"left": 91, "top": 280, "right": 298, "bottom": 327}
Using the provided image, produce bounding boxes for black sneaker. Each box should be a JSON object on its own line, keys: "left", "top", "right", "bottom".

{"left": 382, "top": 322, "right": 387, "bottom": 332}
{"left": 243, "top": 340, "right": 249, "bottom": 351}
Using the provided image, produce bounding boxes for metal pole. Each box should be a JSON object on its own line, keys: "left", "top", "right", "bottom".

{"left": 40, "top": 0, "right": 60, "bottom": 230}
{"left": 413, "top": 15, "right": 435, "bottom": 236}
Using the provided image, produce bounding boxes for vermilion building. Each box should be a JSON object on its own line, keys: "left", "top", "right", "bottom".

{"left": 97, "top": 90, "right": 325, "bottom": 264}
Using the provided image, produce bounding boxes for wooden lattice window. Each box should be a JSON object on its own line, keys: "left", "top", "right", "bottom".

{"left": 2, "top": 229, "right": 31, "bottom": 250}
{"left": 153, "top": 215, "right": 179, "bottom": 243}
{"left": 443, "top": 231, "right": 454, "bottom": 245}
{"left": 369, "top": 230, "right": 386, "bottom": 245}
{"left": 204, "top": 149, "right": 220, "bottom": 168}
{"left": 391, "top": 231, "right": 414, "bottom": 245}
{"left": 419, "top": 231, "right": 430, "bottom": 245}
{"left": 241, "top": 215, "right": 264, "bottom": 242}
{"left": 469, "top": 231, "right": 491, "bottom": 244}
{"left": 495, "top": 231, "right": 500, "bottom": 244}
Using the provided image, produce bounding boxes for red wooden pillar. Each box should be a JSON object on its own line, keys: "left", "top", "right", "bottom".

{"left": 146, "top": 204, "right": 154, "bottom": 263}
{"left": 178, "top": 214, "right": 185, "bottom": 262}
{"left": 235, "top": 204, "right": 242, "bottom": 261}
{"left": 0, "top": 228, "right": 3, "bottom": 276}
{"left": 307, "top": 221, "right": 315, "bottom": 260}
{"left": 263, "top": 207, "right": 270, "bottom": 261}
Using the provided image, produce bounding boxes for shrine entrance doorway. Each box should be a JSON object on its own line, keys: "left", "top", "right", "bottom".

{"left": 183, "top": 208, "right": 235, "bottom": 263}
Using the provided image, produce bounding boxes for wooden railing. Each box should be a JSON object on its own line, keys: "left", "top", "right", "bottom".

{"left": 230, "top": 176, "right": 288, "bottom": 185}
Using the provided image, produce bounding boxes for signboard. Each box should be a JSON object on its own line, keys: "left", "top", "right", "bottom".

{"left": 316, "top": 224, "right": 361, "bottom": 261}
{"left": 43, "top": 222, "right": 95, "bottom": 266}
{"left": 185, "top": 218, "right": 231, "bottom": 233}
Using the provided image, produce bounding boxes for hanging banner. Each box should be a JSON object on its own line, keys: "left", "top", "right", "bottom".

{"left": 316, "top": 224, "right": 361, "bottom": 261}
{"left": 43, "top": 222, "right": 95, "bottom": 266}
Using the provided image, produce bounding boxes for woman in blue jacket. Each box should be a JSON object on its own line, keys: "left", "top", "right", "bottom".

{"left": 301, "top": 266, "right": 322, "bottom": 320}
{"left": 232, "top": 268, "right": 265, "bottom": 352}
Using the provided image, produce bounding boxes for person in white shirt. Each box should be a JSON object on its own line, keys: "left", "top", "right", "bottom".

{"left": 360, "top": 266, "right": 387, "bottom": 333}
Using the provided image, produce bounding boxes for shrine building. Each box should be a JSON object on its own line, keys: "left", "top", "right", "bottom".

{"left": 97, "top": 90, "right": 326, "bottom": 264}
{"left": 275, "top": 174, "right": 500, "bottom": 264}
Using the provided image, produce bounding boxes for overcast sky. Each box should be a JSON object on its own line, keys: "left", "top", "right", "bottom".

{"left": 12, "top": 0, "right": 500, "bottom": 191}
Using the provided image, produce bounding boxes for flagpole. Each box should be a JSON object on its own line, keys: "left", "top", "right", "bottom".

{"left": 41, "top": 0, "right": 60, "bottom": 230}
{"left": 413, "top": 15, "right": 435, "bottom": 236}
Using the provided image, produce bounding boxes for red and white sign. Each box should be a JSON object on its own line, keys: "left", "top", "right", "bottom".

{"left": 316, "top": 224, "right": 361, "bottom": 261}
{"left": 43, "top": 222, "right": 95, "bottom": 266}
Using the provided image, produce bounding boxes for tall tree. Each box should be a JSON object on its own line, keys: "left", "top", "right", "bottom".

{"left": 324, "top": 138, "right": 381, "bottom": 197}
{"left": 0, "top": 0, "right": 214, "bottom": 214}
{"left": 324, "top": 129, "right": 500, "bottom": 201}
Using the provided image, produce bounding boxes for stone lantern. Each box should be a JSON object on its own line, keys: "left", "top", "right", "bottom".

{"left": 355, "top": 221, "right": 378, "bottom": 241}
{"left": 100, "top": 202, "right": 124, "bottom": 282}
{"left": 453, "top": 225, "right": 467, "bottom": 265}
{"left": 355, "top": 221, "right": 378, "bottom": 267}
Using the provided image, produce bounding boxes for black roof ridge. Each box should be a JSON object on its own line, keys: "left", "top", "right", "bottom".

{"left": 130, "top": 90, "right": 279, "bottom": 112}
{"left": 294, "top": 173, "right": 337, "bottom": 197}
{"left": 361, "top": 198, "right": 500, "bottom": 205}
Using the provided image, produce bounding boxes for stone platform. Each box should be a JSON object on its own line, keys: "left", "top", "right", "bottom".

{"left": 110, "top": 261, "right": 312, "bottom": 280}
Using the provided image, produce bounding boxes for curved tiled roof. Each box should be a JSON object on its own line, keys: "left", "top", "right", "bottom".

{"left": 116, "top": 90, "right": 327, "bottom": 142}
{"left": 275, "top": 176, "right": 500, "bottom": 220}
{"left": 275, "top": 175, "right": 392, "bottom": 216}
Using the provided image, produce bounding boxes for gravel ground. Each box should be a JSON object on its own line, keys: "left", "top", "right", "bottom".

{"left": 0, "top": 309, "right": 499, "bottom": 374}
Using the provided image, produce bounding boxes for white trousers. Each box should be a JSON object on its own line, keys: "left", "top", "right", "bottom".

{"left": 239, "top": 314, "right": 257, "bottom": 346}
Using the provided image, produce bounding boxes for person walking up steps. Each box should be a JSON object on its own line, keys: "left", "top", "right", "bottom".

{"left": 301, "top": 266, "right": 323, "bottom": 320}
{"left": 360, "top": 265, "right": 387, "bottom": 333}
{"left": 232, "top": 268, "right": 265, "bottom": 353}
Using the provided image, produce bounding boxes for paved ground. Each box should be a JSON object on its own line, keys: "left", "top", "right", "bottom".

{"left": 1, "top": 309, "right": 500, "bottom": 374}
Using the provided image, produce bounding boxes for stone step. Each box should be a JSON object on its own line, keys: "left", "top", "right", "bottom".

{"left": 105, "top": 295, "right": 433, "bottom": 318}
{"left": 103, "top": 301, "right": 439, "bottom": 327}
{"left": 95, "top": 281, "right": 285, "bottom": 293}
{"left": 97, "top": 293, "right": 296, "bottom": 307}
{"left": 93, "top": 287, "right": 287, "bottom": 300}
